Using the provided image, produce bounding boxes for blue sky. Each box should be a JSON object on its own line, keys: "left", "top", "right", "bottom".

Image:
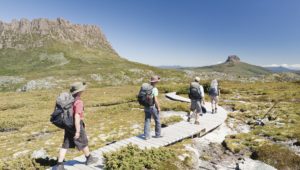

{"left": 0, "top": 0, "right": 300, "bottom": 68}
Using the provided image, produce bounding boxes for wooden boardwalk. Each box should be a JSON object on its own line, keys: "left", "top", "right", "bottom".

{"left": 51, "top": 92, "right": 227, "bottom": 170}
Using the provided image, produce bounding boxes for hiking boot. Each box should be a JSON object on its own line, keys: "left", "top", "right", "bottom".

{"left": 86, "top": 155, "right": 99, "bottom": 165}
{"left": 153, "top": 135, "right": 163, "bottom": 138}
{"left": 187, "top": 117, "right": 191, "bottom": 122}
{"left": 212, "top": 109, "right": 215, "bottom": 114}
{"left": 195, "top": 121, "right": 200, "bottom": 125}
{"left": 56, "top": 164, "right": 65, "bottom": 170}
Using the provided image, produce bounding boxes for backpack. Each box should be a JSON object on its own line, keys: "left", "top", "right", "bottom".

{"left": 137, "top": 83, "right": 154, "bottom": 107}
{"left": 209, "top": 87, "right": 218, "bottom": 96}
{"left": 189, "top": 82, "right": 202, "bottom": 100}
{"left": 50, "top": 92, "right": 75, "bottom": 130}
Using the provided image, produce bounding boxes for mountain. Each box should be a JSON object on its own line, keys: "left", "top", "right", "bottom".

{"left": 264, "top": 66, "right": 295, "bottom": 73}
{"left": 184, "top": 55, "right": 271, "bottom": 76}
{"left": 0, "top": 18, "right": 184, "bottom": 91}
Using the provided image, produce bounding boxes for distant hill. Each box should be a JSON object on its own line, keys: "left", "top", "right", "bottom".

{"left": 0, "top": 18, "right": 184, "bottom": 91}
{"left": 158, "top": 65, "right": 183, "bottom": 69}
{"left": 184, "top": 55, "right": 271, "bottom": 76}
{"left": 264, "top": 66, "right": 295, "bottom": 73}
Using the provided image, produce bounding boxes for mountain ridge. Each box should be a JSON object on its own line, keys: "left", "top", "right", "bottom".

{"left": 0, "top": 18, "right": 115, "bottom": 52}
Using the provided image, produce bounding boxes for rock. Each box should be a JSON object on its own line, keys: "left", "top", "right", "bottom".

{"left": 0, "top": 18, "right": 115, "bottom": 52}
{"left": 13, "top": 150, "right": 30, "bottom": 158}
{"left": 19, "top": 77, "right": 57, "bottom": 92}
{"left": 31, "top": 148, "right": 48, "bottom": 159}
{"left": 0, "top": 76, "right": 25, "bottom": 85}
{"left": 238, "top": 158, "right": 276, "bottom": 170}
{"left": 226, "top": 55, "right": 241, "bottom": 63}
{"left": 90, "top": 74, "right": 103, "bottom": 81}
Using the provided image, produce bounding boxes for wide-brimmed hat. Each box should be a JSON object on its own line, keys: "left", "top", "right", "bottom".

{"left": 150, "top": 75, "right": 161, "bottom": 83}
{"left": 70, "top": 82, "right": 86, "bottom": 95}
{"left": 195, "top": 77, "right": 200, "bottom": 82}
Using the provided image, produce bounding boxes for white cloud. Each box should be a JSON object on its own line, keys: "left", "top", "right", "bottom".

{"left": 263, "top": 64, "right": 300, "bottom": 70}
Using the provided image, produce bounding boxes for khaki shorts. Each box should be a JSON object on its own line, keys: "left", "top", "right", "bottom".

{"left": 210, "top": 96, "right": 219, "bottom": 103}
{"left": 190, "top": 99, "right": 202, "bottom": 113}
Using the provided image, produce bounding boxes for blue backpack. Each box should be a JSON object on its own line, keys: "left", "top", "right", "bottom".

{"left": 209, "top": 87, "right": 218, "bottom": 96}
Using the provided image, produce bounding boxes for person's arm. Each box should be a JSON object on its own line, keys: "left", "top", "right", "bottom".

{"left": 200, "top": 86, "right": 205, "bottom": 104}
{"left": 74, "top": 113, "right": 81, "bottom": 139}
{"left": 73, "top": 100, "right": 83, "bottom": 139}
{"left": 154, "top": 96, "right": 161, "bottom": 112}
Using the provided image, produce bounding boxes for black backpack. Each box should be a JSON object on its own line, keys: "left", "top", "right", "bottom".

{"left": 137, "top": 83, "right": 154, "bottom": 107}
{"left": 50, "top": 92, "right": 75, "bottom": 130}
{"left": 189, "top": 82, "right": 202, "bottom": 100}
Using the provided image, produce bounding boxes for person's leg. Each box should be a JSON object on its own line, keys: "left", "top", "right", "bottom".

{"left": 195, "top": 100, "right": 201, "bottom": 124}
{"left": 58, "top": 130, "right": 74, "bottom": 165}
{"left": 188, "top": 103, "right": 193, "bottom": 122}
{"left": 152, "top": 107, "right": 161, "bottom": 137}
{"left": 58, "top": 148, "right": 67, "bottom": 163}
{"left": 215, "top": 96, "right": 219, "bottom": 113}
{"left": 82, "top": 146, "right": 90, "bottom": 157}
{"left": 211, "top": 96, "right": 215, "bottom": 113}
{"left": 144, "top": 108, "right": 152, "bottom": 139}
{"left": 189, "top": 100, "right": 196, "bottom": 122}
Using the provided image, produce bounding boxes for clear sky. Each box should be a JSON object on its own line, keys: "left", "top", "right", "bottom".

{"left": 0, "top": 0, "right": 299, "bottom": 68}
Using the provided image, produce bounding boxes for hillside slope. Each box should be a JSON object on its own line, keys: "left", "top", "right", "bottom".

{"left": 0, "top": 18, "right": 184, "bottom": 90}
{"left": 185, "top": 55, "right": 271, "bottom": 76}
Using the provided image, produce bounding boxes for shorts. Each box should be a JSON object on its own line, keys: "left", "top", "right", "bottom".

{"left": 190, "top": 99, "right": 202, "bottom": 114}
{"left": 62, "top": 121, "right": 88, "bottom": 150}
{"left": 210, "top": 96, "right": 219, "bottom": 103}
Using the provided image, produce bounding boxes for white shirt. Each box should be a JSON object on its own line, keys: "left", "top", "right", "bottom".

{"left": 199, "top": 85, "right": 205, "bottom": 98}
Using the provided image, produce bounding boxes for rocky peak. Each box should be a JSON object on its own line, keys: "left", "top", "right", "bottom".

{"left": 225, "top": 55, "right": 240, "bottom": 64}
{"left": 0, "top": 18, "right": 115, "bottom": 52}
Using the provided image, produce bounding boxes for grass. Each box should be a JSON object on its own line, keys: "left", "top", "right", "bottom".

{"left": 221, "top": 81, "right": 300, "bottom": 169}
{"left": 0, "top": 81, "right": 299, "bottom": 169}
{"left": 0, "top": 40, "right": 187, "bottom": 92}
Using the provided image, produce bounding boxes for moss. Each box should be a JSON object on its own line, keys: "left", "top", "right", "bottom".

{"left": 161, "top": 116, "right": 183, "bottom": 126}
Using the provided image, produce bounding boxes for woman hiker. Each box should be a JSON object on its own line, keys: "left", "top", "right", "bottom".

{"left": 56, "top": 82, "right": 98, "bottom": 170}
{"left": 144, "top": 75, "right": 162, "bottom": 140}
{"left": 209, "top": 79, "right": 220, "bottom": 113}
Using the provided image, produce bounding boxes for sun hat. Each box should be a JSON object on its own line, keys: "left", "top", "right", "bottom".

{"left": 195, "top": 77, "right": 200, "bottom": 82}
{"left": 70, "top": 82, "right": 86, "bottom": 95}
{"left": 150, "top": 75, "right": 161, "bottom": 83}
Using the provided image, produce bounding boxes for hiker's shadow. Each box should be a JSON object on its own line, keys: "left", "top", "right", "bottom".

{"left": 51, "top": 160, "right": 85, "bottom": 170}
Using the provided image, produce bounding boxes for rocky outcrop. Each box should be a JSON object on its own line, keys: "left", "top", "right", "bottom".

{"left": 226, "top": 55, "right": 241, "bottom": 63}
{"left": 0, "top": 18, "right": 114, "bottom": 51}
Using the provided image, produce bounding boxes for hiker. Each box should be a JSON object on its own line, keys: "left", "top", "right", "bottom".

{"left": 188, "top": 77, "right": 205, "bottom": 125}
{"left": 209, "top": 79, "right": 220, "bottom": 113}
{"left": 56, "top": 82, "right": 98, "bottom": 170}
{"left": 138, "top": 75, "right": 162, "bottom": 140}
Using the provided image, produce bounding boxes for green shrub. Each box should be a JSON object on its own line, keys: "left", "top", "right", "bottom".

{"left": 0, "top": 156, "right": 57, "bottom": 170}
{"left": 104, "top": 144, "right": 176, "bottom": 170}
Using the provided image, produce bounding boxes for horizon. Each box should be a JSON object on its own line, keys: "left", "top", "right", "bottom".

{"left": 1, "top": 0, "right": 300, "bottom": 69}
